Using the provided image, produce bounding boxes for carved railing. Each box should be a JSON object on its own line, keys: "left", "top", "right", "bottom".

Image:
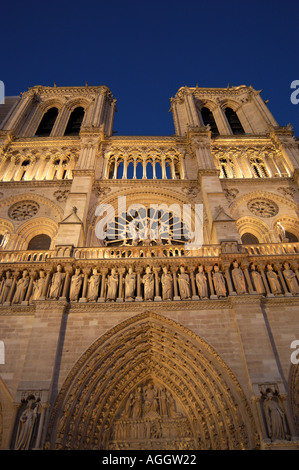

{"left": 0, "top": 242, "right": 298, "bottom": 305}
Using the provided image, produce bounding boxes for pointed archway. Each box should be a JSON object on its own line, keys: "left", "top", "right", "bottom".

{"left": 47, "top": 312, "right": 258, "bottom": 450}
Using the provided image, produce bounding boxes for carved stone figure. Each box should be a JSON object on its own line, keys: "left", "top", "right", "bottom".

{"left": 69, "top": 267, "right": 83, "bottom": 301}
{"left": 231, "top": 261, "right": 247, "bottom": 294}
{"left": 14, "top": 395, "right": 40, "bottom": 450}
{"left": 142, "top": 266, "right": 154, "bottom": 301}
{"left": 195, "top": 265, "right": 208, "bottom": 299}
{"left": 87, "top": 268, "right": 100, "bottom": 301}
{"left": 12, "top": 270, "right": 29, "bottom": 304}
{"left": 125, "top": 267, "right": 136, "bottom": 300}
{"left": 177, "top": 266, "right": 191, "bottom": 300}
{"left": 106, "top": 268, "right": 118, "bottom": 301}
{"left": 49, "top": 265, "right": 65, "bottom": 299}
{"left": 143, "top": 383, "right": 159, "bottom": 416}
{"left": 161, "top": 266, "right": 173, "bottom": 300}
{"left": 0, "top": 270, "right": 12, "bottom": 303}
{"left": 212, "top": 265, "right": 226, "bottom": 297}
{"left": 283, "top": 262, "right": 299, "bottom": 295}
{"left": 263, "top": 390, "right": 288, "bottom": 441}
{"left": 132, "top": 387, "right": 142, "bottom": 419}
{"left": 250, "top": 264, "right": 265, "bottom": 294}
{"left": 266, "top": 264, "right": 282, "bottom": 295}
{"left": 31, "top": 270, "right": 46, "bottom": 300}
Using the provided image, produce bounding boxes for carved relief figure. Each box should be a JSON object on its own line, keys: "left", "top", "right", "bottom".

{"left": 106, "top": 268, "right": 118, "bottom": 301}
{"left": 12, "top": 270, "right": 29, "bottom": 304}
{"left": 31, "top": 270, "right": 46, "bottom": 300}
{"left": 69, "top": 267, "right": 83, "bottom": 301}
{"left": 250, "top": 264, "right": 265, "bottom": 294}
{"left": 266, "top": 264, "right": 282, "bottom": 295}
{"left": 49, "top": 265, "right": 65, "bottom": 299}
{"left": 161, "top": 266, "right": 173, "bottom": 300}
{"left": 263, "top": 390, "right": 288, "bottom": 441}
{"left": 125, "top": 267, "right": 136, "bottom": 300}
{"left": 231, "top": 261, "right": 247, "bottom": 294}
{"left": 142, "top": 266, "right": 154, "bottom": 301}
{"left": 132, "top": 387, "right": 142, "bottom": 419}
{"left": 14, "top": 395, "right": 40, "bottom": 450}
{"left": 283, "top": 262, "right": 299, "bottom": 295}
{"left": 195, "top": 265, "right": 208, "bottom": 299}
{"left": 212, "top": 265, "right": 226, "bottom": 297}
{"left": 0, "top": 270, "right": 12, "bottom": 303}
{"left": 177, "top": 266, "right": 191, "bottom": 300}
{"left": 87, "top": 268, "right": 100, "bottom": 301}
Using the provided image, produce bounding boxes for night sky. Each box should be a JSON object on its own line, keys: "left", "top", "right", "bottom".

{"left": 1, "top": 0, "right": 298, "bottom": 137}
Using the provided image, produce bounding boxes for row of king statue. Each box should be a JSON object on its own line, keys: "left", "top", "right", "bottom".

{"left": 0, "top": 260, "right": 298, "bottom": 305}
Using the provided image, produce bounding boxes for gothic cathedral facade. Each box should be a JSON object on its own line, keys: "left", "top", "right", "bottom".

{"left": 0, "top": 83, "right": 298, "bottom": 450}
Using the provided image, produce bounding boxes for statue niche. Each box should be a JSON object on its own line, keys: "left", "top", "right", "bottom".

{"left": 108, "top": 380, "right": 194, "bottom": 450}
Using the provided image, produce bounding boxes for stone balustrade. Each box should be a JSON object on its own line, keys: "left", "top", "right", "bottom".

{"left": 0, "top": 242, "right": 298, "bottom": 305}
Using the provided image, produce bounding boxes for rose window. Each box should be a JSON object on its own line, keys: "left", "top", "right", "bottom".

{"left": 247, "top": 199, "right": 278, "bottom": 218}
{"left": 8, "top": 200, "right": 40, "bottom": 221}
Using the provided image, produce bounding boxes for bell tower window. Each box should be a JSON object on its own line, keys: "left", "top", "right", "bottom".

{"left": 225, "top": 107, "right": 245, "bottom": 135}
{"left": 35, "top": 107, "right": 59, "bottom": 137}
{"left": 64, "top": 107, "right": 85, "bottom": 136}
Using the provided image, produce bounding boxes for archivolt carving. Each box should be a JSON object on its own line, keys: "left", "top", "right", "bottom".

{"left": 47, "top": 313, "right": 258, "bottom": 450}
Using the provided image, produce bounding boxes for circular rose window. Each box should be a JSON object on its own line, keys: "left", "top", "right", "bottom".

{"left": 8, "top": 200, "right": 40, "bottom": 221}
{"left": 247, "top": 198, "right": 278, "bottom": 218}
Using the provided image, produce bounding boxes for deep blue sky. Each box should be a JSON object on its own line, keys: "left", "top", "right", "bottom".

{"left": 1, "top": 0, "right": 298, "bottom": 136}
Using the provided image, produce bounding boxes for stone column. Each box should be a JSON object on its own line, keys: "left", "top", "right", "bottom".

{"left": 39, "top": 268, "right": 52, "bottom": 301}
{"left": 241, "top": 261, "right": 255, "bottom": 294}
{"left": 189, "top": 266, "right": 199, "bottom": 300}
{"left": 205, "top": 265, "right": 217, "bottom": 299}
{"left": 257, "top": 263, "right": 272, "bottom": 297}
{"left": 98, "top": 268, "right": 108, "bottom": 302}
{"left": 117, "top": 268, "right": 125, "bottom": 302}
{"left": 79, "top": 268, "right": 90, "bottom": 303}
{"left": 171, "top": 266, "right": 180, "bottom": 301}
{"left": 60, "top": 266, "right": 73, "bottom": 300}
{"left": 135, "top": 267, "right": 143, "bottom": 302}
{"left": 153, "top": 267, "right": 161, "bottom": 301}
{"left": 223, "top": 262, "right": 236, "bottom": 296}
{"left": 274, "top": 262, "right": 292, "bottom": 296}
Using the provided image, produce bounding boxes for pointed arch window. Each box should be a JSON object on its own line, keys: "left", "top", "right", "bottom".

{"left": 64, "top": 106, "right": 85, "bottom": 136}
{"left": 35, "top": 107, "right": 59, "bottom": 137}
{"left": 250, "top": 157, "right": 269, "bottom": 178}
{"left": 201, "top": 107, "right": 219, "bottom": 136}
{"left": 225, "top": 107, "right": 245, "bottom": 135}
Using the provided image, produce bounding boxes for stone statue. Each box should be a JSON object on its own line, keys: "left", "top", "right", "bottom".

{"left": 12, "top": 270, "right": 29, "bottom": 304}
{"left": 231, "top": 261, "right": 247, "bottom": 294}
{"left": 14, "top": 395, "right": 40, "bottom": 450}
{"left": 125, "top": 267, "right": 136, "bottom": 300}
{"left": 250, "top": 264, "right": 265, "bottom": 294}
{"left": 195, "top": 265, "right": 208, "bottom": 299}
{"left": 31, "top": 270, "right": 46, "bottom": 300}
{"left": 49, "top": 265, "right": 65, "bottom": 299}
{"left": 87, "top": 268, "right": 100, "bottom": 301}
{"left": 142, "top": 266, "right": 154, "bottom": 301}
{"left": 69, "top": 267, "right": 83, "bottom": 301}
{"left": 283, "top": 262, "right": 299, "bottom": 295}
{"left": 212, "top": 265, "right": 226, "bottom": 297}
{"left": 177, "top": 266, "right": 191, "bottom": 300}
{"left": 132, "top": 387, "right": 142, "bottom": 419}
{"left": 143, "top": 383, "right": 159, "bottom": 416}
{"left": 263, "top": 390, "right": 288, "bottom": 441}
{"left": 106, "top": 268, "right": 118, "bottom": 301}
{"left": 266, "top": 265, "right": 282, "bottom": 295}
{"left": 161, "top": 266, "right": 173, "bottom": 300}
{"left": 0, "top": 270, "right": 12, "bottom": 303}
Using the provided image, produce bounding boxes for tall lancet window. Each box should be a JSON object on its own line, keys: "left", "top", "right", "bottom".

{"left": 201, "top": 107, "right": 219, "bottom": 136}
{"left": 64, "top": 107, "right": 85, "bottom": 136}
{"left": 35, "top": 107, "right": 59, "bottom": 136}
{"left": 225, "top": 107, "right": 245, "bottom": 135}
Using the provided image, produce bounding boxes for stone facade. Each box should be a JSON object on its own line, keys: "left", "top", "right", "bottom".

{"left": 0, "top": 83, "right": 298, "bottom": 450}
